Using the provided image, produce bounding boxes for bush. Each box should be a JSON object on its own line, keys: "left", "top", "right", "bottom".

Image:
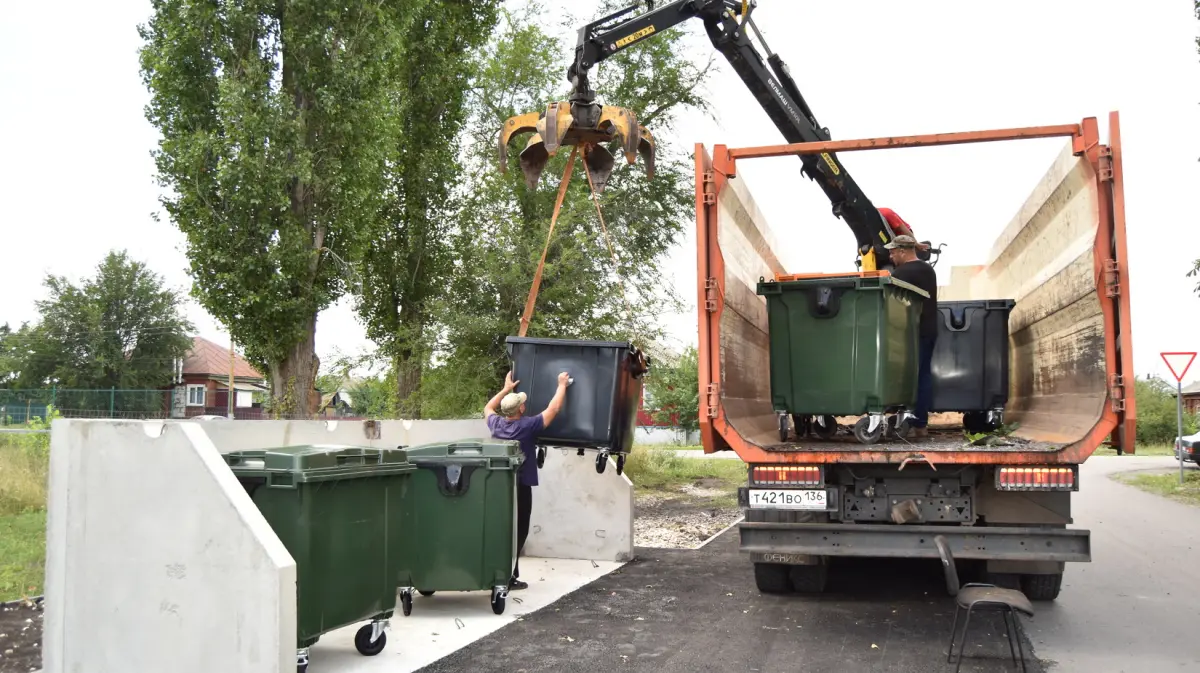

{"left": 1135, "top": 376, "right": 1198, "bottom": 446}
{"left": 0, "top": 408, "right": 55, "bottom": 516}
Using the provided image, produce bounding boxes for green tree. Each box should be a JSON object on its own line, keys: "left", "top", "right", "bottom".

{"left": 139, "top": 0, "right": 428, "bottom": 415}
{"left": 353, "top": 0, "right": 501, "bottom": 417}
{"left": 6, "top": 251, "right": 193, "bottom": 390}
{"left": 1135, "top": 375, "right": 1199, "bottom": 446}
{"left": 644, "top": 346, "right": 700, "bottom": 433}
{"left": 420, "top": 2, "right": 714, "bottom": 417}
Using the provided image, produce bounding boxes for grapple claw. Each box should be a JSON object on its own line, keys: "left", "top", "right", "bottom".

{"left": 498, "top": 100, "right": 655, "bottom": 189}
{"left": 637, "top": 126, "right": 656, "bottom": 181}
{"left": 584, "top": 145, "right": 616, "bottom": 194}
{"left": 518, "top": 133, "right": 550, "bottom": 190}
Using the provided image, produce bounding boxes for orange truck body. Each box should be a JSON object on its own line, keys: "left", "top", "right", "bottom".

{"left": 695, "top": 113, "right": 1134, "bottom": 466}
{"left": 694, "top": 114, "right": 1135, "bottom": 596}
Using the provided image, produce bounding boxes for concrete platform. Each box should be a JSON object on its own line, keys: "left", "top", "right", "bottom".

{"left": 308, "top": 557, "right": 622, "bottom": 673}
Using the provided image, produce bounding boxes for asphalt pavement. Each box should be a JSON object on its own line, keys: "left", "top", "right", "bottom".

{"left": 1025, "top": 455, "right": 1200, "bottom": 672}
{"left": 417, "top": 455, "right": 1200, "bottom": 673}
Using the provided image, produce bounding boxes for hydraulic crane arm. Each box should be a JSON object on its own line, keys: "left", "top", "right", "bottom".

{"left": 567, "top": 0, "right": 929, "bottom": 270}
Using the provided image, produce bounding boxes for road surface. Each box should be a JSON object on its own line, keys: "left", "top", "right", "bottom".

{"left": 417, "top": 455, "right": 1200, "bottom": 673}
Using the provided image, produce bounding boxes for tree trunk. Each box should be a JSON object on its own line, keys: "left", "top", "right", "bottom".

{"left": 394, "top": 307, "right": 425, "bottom": 418}
{"left": 269, "top": 314, "right": 318, "bottom": 419}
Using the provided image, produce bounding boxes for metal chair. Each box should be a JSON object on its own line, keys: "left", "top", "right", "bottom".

{"left": 933, "top": 535, "right": 1034, "bottom": 672}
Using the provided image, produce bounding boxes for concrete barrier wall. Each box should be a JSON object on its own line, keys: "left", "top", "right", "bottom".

{"left": 188, "top": 418, "right": 634, "bottom": 562}
{"left": 43, "top": 420, "right": 296, "bottom": 673}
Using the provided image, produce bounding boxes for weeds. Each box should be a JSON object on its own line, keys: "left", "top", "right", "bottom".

{"left": 1114, "top": 469, "right": 1200, "bottom": 507}
{"left": 622, "top": 445, "right": 745, "bottom": 505}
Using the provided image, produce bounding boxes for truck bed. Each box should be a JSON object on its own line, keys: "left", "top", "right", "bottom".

{"left": 695, "top": 115, "right": 1134, "bottom": 466}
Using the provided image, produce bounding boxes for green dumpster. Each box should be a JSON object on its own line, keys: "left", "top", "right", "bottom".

{"left": 224, "top": 445, "right": 414, "bottom": 671}
{"left": 756, "top": 273, "right": 928, "bottom": 442}
{"left": 395, "top": 439, "right": 522, "bottom": 616}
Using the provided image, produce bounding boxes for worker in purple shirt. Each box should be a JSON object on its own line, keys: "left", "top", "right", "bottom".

{"left": 484, "top": 370, "right": 569, "bottom": 590}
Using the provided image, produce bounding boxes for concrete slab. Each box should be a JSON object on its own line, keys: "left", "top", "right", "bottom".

{"left": 307, "top": 558, "right": 621, "bottom": 673}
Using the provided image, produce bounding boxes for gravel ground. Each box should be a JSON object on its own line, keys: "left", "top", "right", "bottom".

{"left": 0, "top": 598, "right": 42, "bottom": 673}
{"left": 634, "top": 485, "right": 742, "bottom": 550}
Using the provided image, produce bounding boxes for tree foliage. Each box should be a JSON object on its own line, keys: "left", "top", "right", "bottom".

{"left": 353, "top": 0, "right": 501, "bottom": 417}
{"left": 644, "top": 346, "right": 700, "bottom": 433}
{"left": 0, "top": 251, "right": 193, "bottom": 390}
{"left": 419, "top": 2, "right": 714, "bottom": 417}
{"left": 138, "top": 0, "right": 431, "bottom": 414}
{"left": 1135, "top": 375, "right": 1199, "bottom": 446}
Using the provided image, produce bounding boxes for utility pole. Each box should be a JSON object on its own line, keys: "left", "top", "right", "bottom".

{"left": 228, "top": 336, "right": 236, "bottom": 420}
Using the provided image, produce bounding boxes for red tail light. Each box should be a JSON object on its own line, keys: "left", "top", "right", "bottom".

{"left": 750, "top": 465, "right": 823, "bottom": 487}
{"left": 996, "top": 466, "right": 1077, "bottom": 491}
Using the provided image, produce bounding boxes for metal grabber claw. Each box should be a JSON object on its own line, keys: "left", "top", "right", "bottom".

{"left": 498, "top": 100, "right": 656, "bottom": 192}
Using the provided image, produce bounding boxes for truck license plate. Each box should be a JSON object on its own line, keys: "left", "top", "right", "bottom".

{"left": 748, "top": 489, "right": 826, "bottom": 510}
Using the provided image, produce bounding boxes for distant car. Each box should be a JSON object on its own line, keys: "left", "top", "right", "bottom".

{"left": 1174, "top": 431, "right": 1200, "bottom": 465}
{"left": 191, "top": 414, "right": 231, "bottom": 421}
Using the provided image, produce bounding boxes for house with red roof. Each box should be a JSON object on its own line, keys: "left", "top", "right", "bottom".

{"left": 166, "top": 336, "right": 268, "bottom": 418}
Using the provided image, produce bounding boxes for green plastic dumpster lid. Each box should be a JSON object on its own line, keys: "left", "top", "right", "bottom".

{"left": 223, "top": 445, "right": 414, "bottom": 484}
{"left": 403, "top": 439, "right": 524, "bottom": 466}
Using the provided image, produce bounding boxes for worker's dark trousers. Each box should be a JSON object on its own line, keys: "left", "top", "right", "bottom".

{"left": 913, "top": 335, "right": 937, "bottom": 428}
{"left": 513, "top": 484, "right": 533, "bottom": 580}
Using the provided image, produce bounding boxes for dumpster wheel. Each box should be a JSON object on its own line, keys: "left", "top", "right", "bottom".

{"left": 399, "top": 590, "right": 413, "bottom": 616}
{"left": 354, "top": 623, "right": 388, "bottom": 656}
{"left": 595, "top": 451, "right": 609, "bottom": 474}
{"left": 491, "top": 586, "right": 507, "bottom": 615}
{"left": 616, "top": 453, "right": 626, "bottom": 475}
{"left": 853, "top": 416, "right": 885, "bottom": 444}
{"left": 537, "top": 447, "right": 547, "bottom": 468}
{"left": 812, "top": 415, "right": 838, "bottom": 440}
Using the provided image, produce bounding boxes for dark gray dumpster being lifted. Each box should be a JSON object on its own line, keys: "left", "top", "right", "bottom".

{"left": 505, "top": 336, "right": 649, "bottom": 475}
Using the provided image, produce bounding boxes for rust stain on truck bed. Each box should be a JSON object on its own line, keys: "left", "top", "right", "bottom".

{"left": 696, "top": 115, "right": 1134, "bottom": 466}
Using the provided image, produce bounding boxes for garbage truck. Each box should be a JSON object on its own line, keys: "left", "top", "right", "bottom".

{"left": 695, "top": 114, "right": 1135, "bottom": 600}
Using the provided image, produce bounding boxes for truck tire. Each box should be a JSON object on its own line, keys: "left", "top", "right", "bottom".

{"left": 1021, "top": 572, "right": 1063, "bottom": 601}
{"left": 789, "top": 563, "right": 828, "bottom": 593}
{"left": 753, "top": 562, "right": 792, "bottom": 594}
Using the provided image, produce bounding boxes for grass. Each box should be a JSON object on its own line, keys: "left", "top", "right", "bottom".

{"left": 1115, "top": 468, "right": 1200, "bottom": 507}
{"left": 622, "top": 445, "right": 745, "bottom": 507}
{"left": 0, "top": 432, "right": 49, "bottom": 601}
{"left": 1090, "top": 443, "right": 1176, "bottom": 457}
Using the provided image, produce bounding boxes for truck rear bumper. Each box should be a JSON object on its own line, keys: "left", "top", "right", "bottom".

{"left": 739, "top": 521, "right": 1091, "bottom": 563}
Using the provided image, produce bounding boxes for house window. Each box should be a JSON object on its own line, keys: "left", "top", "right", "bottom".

{"left": 187, "top": 384, "right": 206, "bottom": 407}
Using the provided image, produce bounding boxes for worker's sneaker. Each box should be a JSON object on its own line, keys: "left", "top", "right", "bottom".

{"left": 508, "top": 578, "right": 529, "bottom": 591}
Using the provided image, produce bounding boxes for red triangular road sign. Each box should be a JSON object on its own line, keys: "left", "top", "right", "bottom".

{"left": 1161, "top": 352, "right": 1197, "bottom": 383}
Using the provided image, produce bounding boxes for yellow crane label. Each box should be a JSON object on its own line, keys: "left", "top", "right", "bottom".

{"left": 820, "top": 152, "right": 841, "bottom": 176}
{"left": 616, "top": 25, "right": 656, "bottom": 48}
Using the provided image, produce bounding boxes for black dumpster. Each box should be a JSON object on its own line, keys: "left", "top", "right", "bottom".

{"left": 505, "top": 337, "right": 649, "bottom": 474}
{"left": 930, "top": 299, "right": 1015, "bottom": 432}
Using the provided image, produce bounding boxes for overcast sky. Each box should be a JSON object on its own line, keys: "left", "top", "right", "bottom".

{"left": 2, "top": 1, "right": 1198, "bottom": 384}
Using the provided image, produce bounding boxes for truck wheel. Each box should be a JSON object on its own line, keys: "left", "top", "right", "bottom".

{"left": 853, "top": 417, "right": 884, "bottom": 444}
{"left": 1021, "top": 572, "right": 1063, "bottom": 601}
{"left": 813, "top": 415, "right": 838, "bottom": 440}
{"left": 789, "top": 563, "right": 829, "bottom": 593}
{"left": 753, "top": 562, "right": 792, "bottom": 594}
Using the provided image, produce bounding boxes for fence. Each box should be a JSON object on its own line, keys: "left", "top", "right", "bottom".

{"left": 0, "top": 389, "right": 171, "bottom": 424}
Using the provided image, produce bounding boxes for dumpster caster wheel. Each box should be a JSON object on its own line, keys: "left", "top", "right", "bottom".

{"left": 887, "top": 415, "right": 912, "bottom": 440}
{"left": 791, "top": 414, "right": 811, "bottom": 440}
{"left": 812, "top": 415, "right": 838, "bottom": 440}
{"left": 491, "top": 587, "right": 507, "bottom": 615}
{"left": 418, "top": 590, "right": 435, "bottom": 597}
{"left": 616, "top": 453, "right": 626, "bottom": 475}
{"left": 354, "top": 624, "right": 387, "bottom": 656}
{"left": 596, "top": 452, "right": 609, "bottom": 474}
{"left": 400, "top": 589, "right": 413, "bottom": 616}
{"left": 537, "top": 447, "right": 546, "bottom": 468}
{"left": 853, "top": 416, "right": 885, "bottom": 444}
{"left": 296, "top": 648, "right": 310, "bottom": 673}
{"left": 777, "top": 413, "right": 790, "bottom": 442}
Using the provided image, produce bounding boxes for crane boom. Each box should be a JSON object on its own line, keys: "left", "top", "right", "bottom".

{"left": 567, "top": 0, "right": 927, "bottom": 270}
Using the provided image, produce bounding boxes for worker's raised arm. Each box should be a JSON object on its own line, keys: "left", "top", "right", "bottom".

{"left": 540, "top": 372, "right": 571, "bottom": 427}
{"left": 484, "top": 372, "right": 519, "bottom": 419}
